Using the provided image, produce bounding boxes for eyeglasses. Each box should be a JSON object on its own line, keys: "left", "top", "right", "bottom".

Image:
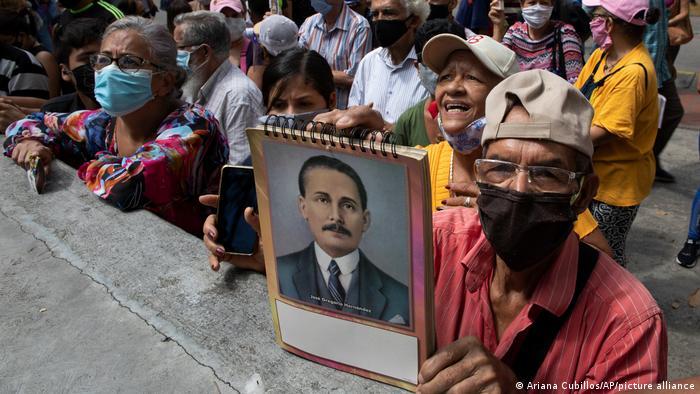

{"left": 89, "top": 53, "right": 161, "bottom": 72}
{"left": 474, "top": 159, "right": 584, "bottom": 193}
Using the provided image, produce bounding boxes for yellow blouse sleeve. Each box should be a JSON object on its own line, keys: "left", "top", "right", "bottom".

{"left": 423, "top": 142, "right": 452, "bottom": 212}
{"left": 574, "top": 208, "right": 598, "bottom": 239}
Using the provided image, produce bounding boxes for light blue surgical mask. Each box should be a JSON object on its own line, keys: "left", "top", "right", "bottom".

{"left": 177, "top": 45, "right": 205, "bottom": 75}
{"left": 258, "top": 109, "right": 330, "bottom": 127}
{"left": 310, "top": 0, "right": 333, "bottom": 15}
{"left": 437, "top": 115, "right": 486, "bottom": 154}
{"left": 176, "top": 50, "right": 191, "bottom": 73}
{"left": 94, "top": 64, "right": 154, "bottom": 117}
{"left": 417, "top": 63, "right": 438, "bottom": 96}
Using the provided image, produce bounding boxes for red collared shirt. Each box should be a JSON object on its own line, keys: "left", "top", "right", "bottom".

{"left": 432, "top": 209, "right": 667, "bottom": 391}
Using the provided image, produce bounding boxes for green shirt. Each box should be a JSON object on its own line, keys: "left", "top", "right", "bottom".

{"left": 392, "top": 98, "right": 430, "bottom": 147}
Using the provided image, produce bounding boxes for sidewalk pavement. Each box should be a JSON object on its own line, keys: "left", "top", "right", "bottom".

{"left": 675, "top": 16, "right": 700, "bottom": 129}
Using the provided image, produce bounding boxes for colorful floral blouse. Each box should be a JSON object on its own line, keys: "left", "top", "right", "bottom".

{"left": 3, "top": 104, "right": 229, "bottom": 235}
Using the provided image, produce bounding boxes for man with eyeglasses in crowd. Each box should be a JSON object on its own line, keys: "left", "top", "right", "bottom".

{"left": 417, "top": 69, "right": 666, "bottom": 392}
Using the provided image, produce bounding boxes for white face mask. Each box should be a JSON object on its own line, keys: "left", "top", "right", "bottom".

{"left": 521, "top": 4, "right": 554, "bottom": 29}
{"left": 226, "top": 17, "right": 246, "bottom": 41}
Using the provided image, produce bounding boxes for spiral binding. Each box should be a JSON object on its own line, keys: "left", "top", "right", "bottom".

{"left": 261, "top": 115, "right": 398, "bottom": 158}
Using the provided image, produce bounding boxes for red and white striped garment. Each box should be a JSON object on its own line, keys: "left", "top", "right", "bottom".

{"left": 432, "top": 208, "right": 667, "bottom": 391}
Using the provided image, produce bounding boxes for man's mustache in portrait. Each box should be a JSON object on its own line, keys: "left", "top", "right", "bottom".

{"left": 322, "top": 222, "right": 352, "bottom": 237}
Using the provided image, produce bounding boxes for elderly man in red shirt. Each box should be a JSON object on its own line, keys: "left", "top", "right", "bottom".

{"left": 418, "top": 69, "right": 667, "bottom": 392}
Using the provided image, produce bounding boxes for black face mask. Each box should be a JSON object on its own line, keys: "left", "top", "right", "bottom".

{"left": 71, "top": 64, "right": 98, "bottom": 105}
{"left": 476, "top": 183, "right": 577, "bottom": 271}
{"left": 428, "top": 3, "right": 450, "bottom": 20}
{"left": 59, "top": 0, "right": 83, "bottom": 9}
{"left": 373, "top": 16, "right": 411, "bottom": 48}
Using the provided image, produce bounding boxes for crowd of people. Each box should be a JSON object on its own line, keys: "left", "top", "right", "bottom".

{"left": 1, "top": 0, "right": 699, "bottom": 390}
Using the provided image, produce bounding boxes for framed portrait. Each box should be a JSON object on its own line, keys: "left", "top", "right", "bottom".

{"left": 247, "top": 122, "right": 434, "bottom": 390}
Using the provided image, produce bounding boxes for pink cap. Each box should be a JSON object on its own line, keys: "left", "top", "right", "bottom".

{"left": 582, "top": 0, "right": 649, "bottom": 26}
{"left": 210, "top": 0, "right": 244, "bottom": 13}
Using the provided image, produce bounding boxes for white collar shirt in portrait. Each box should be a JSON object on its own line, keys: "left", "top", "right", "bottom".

{"left": 314, "top": 242, "right": 359, "bottom": 292}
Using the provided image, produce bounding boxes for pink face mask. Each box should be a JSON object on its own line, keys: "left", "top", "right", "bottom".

{"left": 590, "top": 17, "right": 613, "bottom": 50}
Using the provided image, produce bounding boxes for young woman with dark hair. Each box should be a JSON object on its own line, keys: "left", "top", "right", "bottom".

{"left": 261, "top": 47, "right": 336, "bottom": 116}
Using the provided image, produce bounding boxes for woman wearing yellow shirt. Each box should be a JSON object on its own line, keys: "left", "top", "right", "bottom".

{"left": 421, "top": 33, "right": 612, "bottom": 256}
{"left": 575, "top": 0, "right": 660, "bottom": 266}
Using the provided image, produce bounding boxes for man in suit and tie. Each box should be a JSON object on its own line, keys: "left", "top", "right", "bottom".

{"left": 276, "top": 155, "right": 409, "bottom": 325}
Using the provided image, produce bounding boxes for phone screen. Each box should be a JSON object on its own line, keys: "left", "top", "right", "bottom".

{"left": 217, "top": 166, "right": 258, "bottom": 256}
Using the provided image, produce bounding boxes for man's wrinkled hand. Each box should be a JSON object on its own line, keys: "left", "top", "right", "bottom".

{"left": 417, "top": 336, "right": 521, "bottom": 394}
{"left": 200, "top": 194, "right": 265, "bottom": 273}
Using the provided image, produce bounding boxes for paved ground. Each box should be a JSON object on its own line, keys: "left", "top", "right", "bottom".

{"left": 676, "top": 16, "right": 700, "bottom": 128}
{"left": 0, "top": 215, "right": 236, "bottom": 394}
{"left": 628, "top": 124, "right": 700, "bottom": 380}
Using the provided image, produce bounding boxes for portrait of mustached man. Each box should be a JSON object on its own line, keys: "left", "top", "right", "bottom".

{"left": 276, "top": 155, "right": 409, "bottom": 325}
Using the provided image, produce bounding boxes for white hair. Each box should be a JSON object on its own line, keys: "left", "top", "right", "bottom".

{"left": 104, "top": 16, "right": 186, "bottom": 95}
{"left": 401, "top": 0, "right": 430, "bottom": 24}
{"left": 173, "top": 11, "right": 231, "bottom": 60}
{"left": 105, "top": 16, "right": 177, "bottom": 71}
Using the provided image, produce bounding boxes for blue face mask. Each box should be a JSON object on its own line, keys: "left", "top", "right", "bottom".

{"left": 417, "top": 63, "right": 438, "bottom": 96}
{"left": 94, "top": 64, "right": 154, "bottom": 117}
{"left": 437, "top": 115, "right": 486, "bottom": 154}
{"left": 258, "top": 109, "right": 330, "bottom": 127}
{"left": 310, "top": 0, "right": 333, "bottom": 15}
{"left": 176, "top": 50, "right": 191, "bottom": 73}
{"left": 177, "top": 45, "right": 205, "bottom": 75}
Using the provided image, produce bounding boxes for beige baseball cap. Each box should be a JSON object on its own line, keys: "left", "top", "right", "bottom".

{"left": 422, "top": 33, "right": 520, "bottom": 78}
{"left": 482, "top": 69, "right": 595, "bottom": 158}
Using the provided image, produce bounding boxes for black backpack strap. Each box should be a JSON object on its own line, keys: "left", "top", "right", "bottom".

{"left": 549, "top": 26, "right": 567, "bottom": 79}
{"left": 579, "top": 55, "right": 606, "bottom": 99}
{"left": 557, "top": 28, "right": 566, "bottom": 79}
{"left": 634, "top": 63, "right": 649, "bottom": 91}
{"left": 595, "top": 62, "right": 649, "bottom": 91}
{"left": 510, "top": 242, "right": 599, "bottom": 384}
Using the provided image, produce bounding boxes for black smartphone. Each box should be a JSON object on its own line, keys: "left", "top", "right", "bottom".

{"left": 216, "top": 165, "right": 258, "bottom": 256}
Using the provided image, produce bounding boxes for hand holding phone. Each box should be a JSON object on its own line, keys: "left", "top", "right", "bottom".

{"left": 27, "top": 156, "right": 46, "bottom": 194}
{"left": 488, "top": 0, "right": 507, "bottom": 31}
{"left": 216, "top": 165, "right": 259, "bottom": 256}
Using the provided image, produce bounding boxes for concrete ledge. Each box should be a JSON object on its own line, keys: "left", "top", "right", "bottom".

{"left": 0, "top": 154, "right": 398, "bottom": 392}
